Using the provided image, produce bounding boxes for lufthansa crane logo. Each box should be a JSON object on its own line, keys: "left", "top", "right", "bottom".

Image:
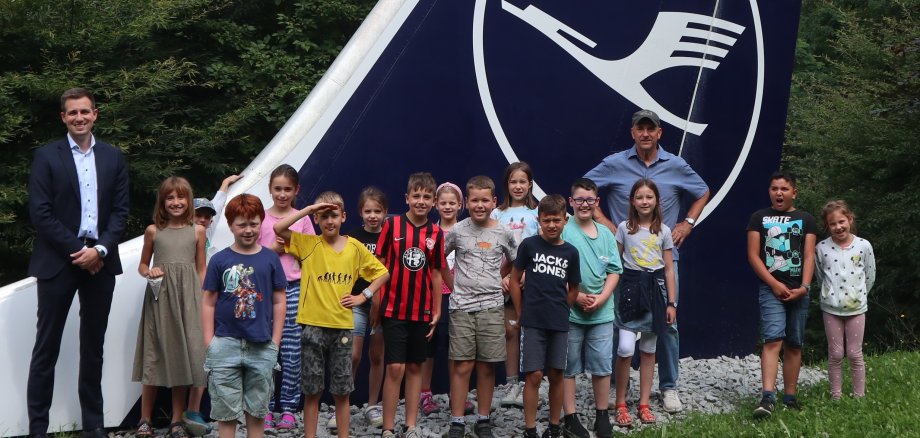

{"left": 472, "top": 0, "right": 767, "bottom": 224}
{"left": 501, "top": 2, "right": 745, "bottom": 136}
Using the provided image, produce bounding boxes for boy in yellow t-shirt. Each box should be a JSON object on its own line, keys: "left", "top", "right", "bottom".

{"left": 274, "top": 191, "right": 389, "bottom": 438}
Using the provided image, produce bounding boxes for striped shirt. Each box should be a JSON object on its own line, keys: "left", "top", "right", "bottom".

{"left": 375, "top": 214, "right": 446, "bottom": 321}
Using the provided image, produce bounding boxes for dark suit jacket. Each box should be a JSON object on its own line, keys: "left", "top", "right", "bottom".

{"left": 28, "top": 138, "right": 130, "bottom": 279}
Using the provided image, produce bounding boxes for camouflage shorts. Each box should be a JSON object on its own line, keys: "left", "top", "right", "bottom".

{"left": 300, "top": 325, "right": 354, "bottom": 395}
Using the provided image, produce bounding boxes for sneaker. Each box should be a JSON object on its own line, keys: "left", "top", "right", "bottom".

{"left": 327, "top": 415, "right": 337, "bottom": 430}
{"left": 540, "top": 425, "right": 562, "bottom": 438}
{"left": 783, "top": 397, "right": 802, "bottom": 411}
{"left": 263, "top": 412, "right": 276, "bottom": 433}
{"left": 464, "top": 400, "right": 476, "bottom": 414}
{"left": 365, "top": 404, "right": 384, "bottom": 427}
{"left": 594, "top": 411, "right": 613, "bottom": 438}
{"left": 276, "top": 412, "right": 297, "bottom": 430}
{"left": 473, "top": 420, "right": 493, "bottom": 438}
{"left": 381, "top": 430, "right": 397, "bottom": 438}
{"left": 661, "top": 389, "right": 683, "bottom": 413}
{"left": 182, "top": 411, "right": 210, "bottom": 437}
{"left": 421, "top": 392, "right": 440, "bottom": 415}
{"left": 500, "top": 382, "right": 523, "bottom": 407}
{"left": 753, "top": 396, "right": 775, "bottom": 419}
{"left": 523, "top": 429, "right": 539, "bottom": 438}
{"left": 404, "top": 426, "right": 421, "bottom": 438}
{"left": 561, "top": 413, "right": 589, "bottom": 438}
{"left": 637, "top": 405, "right": 656, "bottom": 424}
{"left": 448, "top": 422, "right": 466, "bottom": 438}
{"left": 613, "top": 404, "right": 632, "bottom": 428}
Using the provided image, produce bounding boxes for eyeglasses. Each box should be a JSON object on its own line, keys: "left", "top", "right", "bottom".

{"left": 571, "top": 197, "right": 599, "bottom": 206}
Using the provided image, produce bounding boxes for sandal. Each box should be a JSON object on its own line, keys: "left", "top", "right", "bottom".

{"left": 276, "top": 411, "right": 297, "bottom": 430}
{"left": 637, "top": 404, "right": 656, "bottom": 424}
{"left": 168, "top": 421, "right": 190, "bottom": 438}
{"left": 614, "top": 403, "right": 632, "bottom": 428}
{"left": 136, "top": 420, "right": 154, "bottom": 437}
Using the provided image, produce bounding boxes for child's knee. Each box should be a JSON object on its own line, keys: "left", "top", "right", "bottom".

{"left": 525, "top": 370, "right": 544, "bottom": 385}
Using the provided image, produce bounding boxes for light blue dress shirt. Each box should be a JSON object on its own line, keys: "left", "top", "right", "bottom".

{"left": 584, "top": 145, "right": 708, "bottom": 260}
{"left": 68, "top": 133, "right": 107, "bottom": 256}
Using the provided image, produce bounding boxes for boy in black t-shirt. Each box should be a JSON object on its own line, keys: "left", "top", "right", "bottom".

{"left": 509, "top": 195, "right": 581, "bottom": 438}
{"left": 746, "top": 171, "right": 817, "bottom": 419}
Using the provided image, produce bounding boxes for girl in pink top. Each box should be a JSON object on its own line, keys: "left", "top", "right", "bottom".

{"left": 259, "top": 164, "right": 315, "bottom": 432}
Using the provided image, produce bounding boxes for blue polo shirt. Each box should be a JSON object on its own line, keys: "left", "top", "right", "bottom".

{"left": 584, "top": 145, "right": 708, "bottom": 260}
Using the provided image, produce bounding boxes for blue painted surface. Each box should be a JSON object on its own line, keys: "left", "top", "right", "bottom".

{"left": 293, "top": 0, "right": 800, "bottom": 401}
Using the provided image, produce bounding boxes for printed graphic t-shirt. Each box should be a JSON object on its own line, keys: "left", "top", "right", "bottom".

{"left": 288, "top": 233, "right": 388, "bottom": 329}
{"left": 444, "top": 218, "right": 518, "bottom": 312}
{"left": 514, "top": 235, "right": 581, "bottom": 331}
{"left": 203, "top": 247, "right": 287, "bottom": 342}
{"left": 490, "top": 206, "right": 539, "bottom": 246}
{"left": 562, "top": 220, "right": 622, "bottom": 324}
{"left": 616, "top": 221, "right": 674, "bottom": 272}
{"left": 747, "top": 208, "right": 818, "bottom": 288}
{"left": 348, "top": 226, "right": 382, "bottom": 297}
{"left": 375, "top": 214, "right": 447, "bottom": 322}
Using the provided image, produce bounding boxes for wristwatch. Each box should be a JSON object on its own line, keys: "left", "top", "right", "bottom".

{"left": 362, "top": 288, "right": 375, "bottom": 300}
{"left": 685, "top": 217, "right": 696, "bottom": 227}
{"left": 668, "top": 301, "right": 677, "bottom": 309}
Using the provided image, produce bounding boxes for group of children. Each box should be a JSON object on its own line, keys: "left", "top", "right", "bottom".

{"left": 129, "top": 162, "right": 876, "bottom": 438}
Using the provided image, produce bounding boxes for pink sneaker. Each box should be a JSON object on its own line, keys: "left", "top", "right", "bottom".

{"left": 276, "top": 411, "right": 297, "bottom": 430}
{"left": 263, "top": 412, "right": 275, "bottom": 432}
{"left": 421, "top": 392, "right": 440, "bottom": 415}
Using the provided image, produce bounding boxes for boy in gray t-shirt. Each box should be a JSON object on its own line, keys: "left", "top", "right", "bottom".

{"left": 443, "top": 176, "right": 517, "bottom": 437}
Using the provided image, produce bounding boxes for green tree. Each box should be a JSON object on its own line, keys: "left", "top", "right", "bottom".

{"left": 0, "top": 0, "right": 373, "bottom": 284}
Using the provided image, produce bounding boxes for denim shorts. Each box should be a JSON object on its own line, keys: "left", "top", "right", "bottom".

{"left": 564, "top": 321, "right": 614, "bottom": 378}
{"left": 204, "top": 336, "right": 278, "bottom": 421}
{"left": 758, "top": 282, "right": 810, "bottom": 347}
{"left": 353, "top": 301, "right": 371, "bottom": 336}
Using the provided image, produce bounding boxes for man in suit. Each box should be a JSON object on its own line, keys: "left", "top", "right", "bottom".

{"left": 27, "top": 88, "right": 130, "bottom": 438}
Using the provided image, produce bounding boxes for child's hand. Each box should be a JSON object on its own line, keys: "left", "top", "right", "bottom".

{"left": 666, "top": 306, "right": 677, "bottom": 324}
{"left": 770, "top": 282, "right": 791, "bottom": 300}
{"left": 501, "top": 276, "right": 510, "bottom": 293}
{"left": 576, "top": 293, "right": 594, "bottom": 311}
{"left": 307, "top": 202, "right": 339, "bottom": 215}
{"left": 583, "top": 295, "right": 605, "bottom": 313}
{"left": 340, "top": 293, "right": 364, "bottom": 309}
{"left": 781, "top": 286, "right": 807, "bottom": 302}
{"left": 426, "top": 315, "right": 440, "bottom": 340}
{"left": 370, "top": 302, "right": 381, "bottom": 329}
{"left": 147, "top": 267, "right": 164, "bottom": 278}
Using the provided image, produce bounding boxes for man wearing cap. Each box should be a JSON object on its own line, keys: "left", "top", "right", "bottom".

{"left": 584, "top": 109, "right": 710, "bottom": 413}
{"left": 27, "top": 88, "right": 129, "bottom": 438}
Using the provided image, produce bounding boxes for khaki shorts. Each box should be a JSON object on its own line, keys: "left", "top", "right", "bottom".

{"left": 448, "top": 306, "right": 506, "bottom": 362}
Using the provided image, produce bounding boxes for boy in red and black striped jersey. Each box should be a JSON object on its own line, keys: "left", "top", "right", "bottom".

{"left": 375, "top": 172, "right": 451, "bottom": 438}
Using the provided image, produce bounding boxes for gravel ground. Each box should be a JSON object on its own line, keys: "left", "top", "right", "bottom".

{"left": 117, "top": 355, "right": 824, "bottom": 437}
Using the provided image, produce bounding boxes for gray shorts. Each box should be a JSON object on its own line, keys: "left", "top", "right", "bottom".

{"left": 204, "top": 337, "right": 277, "bottom": 421}
{"left": 300, "top": 325, "right": 354, "bottom": 395}
{"left": 520, "top": 327, "right": 568, "bottom": 373}
{"left": 448, "top": 306, "right": 506, "bottom": 362}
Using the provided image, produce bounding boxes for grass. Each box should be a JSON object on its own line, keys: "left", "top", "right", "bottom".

{"left": 631, "top": 350, "right": 920, "bottom": 437}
